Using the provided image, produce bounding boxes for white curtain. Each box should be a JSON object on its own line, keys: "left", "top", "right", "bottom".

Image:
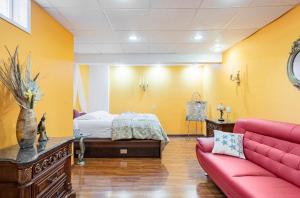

{"left": 89, "top": 65, "right": 110, "bottom": 112}
{"left": 73, "top": 64, "right": 88, "bottom": 112}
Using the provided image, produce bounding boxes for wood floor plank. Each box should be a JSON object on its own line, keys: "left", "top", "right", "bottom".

{"left": 72, "top": 137, "right": 225, "bottom": 198}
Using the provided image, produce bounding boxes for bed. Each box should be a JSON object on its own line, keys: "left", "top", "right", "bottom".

{"left": 73, "top": 111, "right": 169, "bottom": 158}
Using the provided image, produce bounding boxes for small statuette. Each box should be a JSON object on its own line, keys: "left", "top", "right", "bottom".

{"left": 217, "top": 104, "right": 225, "bottom": 122}
{"left": 37, "top": 140, "right": 47, "bottom": 152}
{"left": 37, "top": 113, "right": 48, "bottom": 142}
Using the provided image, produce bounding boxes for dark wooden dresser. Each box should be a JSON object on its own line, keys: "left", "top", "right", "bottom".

{"left": 205, "top": 119, "right": 235, "bottom": 137}
{"left": 0, "top": 137, "right": 75, "bottom": 198}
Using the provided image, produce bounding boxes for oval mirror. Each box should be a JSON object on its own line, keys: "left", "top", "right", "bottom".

{"left": 293, "top": 52, "right": 300, "bottom": 80}
{"left": 287, "top": 38, "right": 300, "bottom": 90}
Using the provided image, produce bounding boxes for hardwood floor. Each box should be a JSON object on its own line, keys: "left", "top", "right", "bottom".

{"left": 72, "top": 137, "right": 225, "bottom": 198}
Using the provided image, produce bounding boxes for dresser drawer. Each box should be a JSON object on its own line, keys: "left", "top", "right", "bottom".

{"left": 34, "top": 164, "right": 67, "bottom": 197}
{"left": 205, "top": 119, "right": 235, "bottom": 137}
{"left": 46, "top": 177, "right": 68, "bottom": 198}
{"left": 33, "top": 144, "right": 71, "bottom": 178}
{"left": 206, "top": 128, "right": 214, "bottom": 137}
{"left": 206, "top": 121, "right": 221, "bottom": 130}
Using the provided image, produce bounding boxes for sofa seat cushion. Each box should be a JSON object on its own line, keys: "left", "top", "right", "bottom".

{"left": 231, "top": 176, "right": 300, "bottom": 198}
{"left": 196, "top": 149, "right": 276, "bottom": 198}
{"left": 199, "top": 151, "right": 275, "bottom": 178}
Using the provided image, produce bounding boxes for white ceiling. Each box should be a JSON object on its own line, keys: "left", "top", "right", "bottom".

{"left": 35, "top": 0, "right": 299, "bottom": 58}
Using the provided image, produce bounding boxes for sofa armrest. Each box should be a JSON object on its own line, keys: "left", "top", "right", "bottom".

{"left": 196, "top": 137, "right": 214, "bottom": 153}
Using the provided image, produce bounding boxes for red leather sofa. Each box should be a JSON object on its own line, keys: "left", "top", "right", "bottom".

{"left": 196, "top": 119, "right": 300, "bottom": 198}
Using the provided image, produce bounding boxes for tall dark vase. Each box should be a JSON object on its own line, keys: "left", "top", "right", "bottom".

{"left": 16, "top": 107, "right": 37, "bottom": 149}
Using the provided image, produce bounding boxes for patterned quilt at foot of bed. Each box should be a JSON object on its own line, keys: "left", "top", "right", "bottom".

{"left": 112, "top": 113, "right": 169, "bottom": 150}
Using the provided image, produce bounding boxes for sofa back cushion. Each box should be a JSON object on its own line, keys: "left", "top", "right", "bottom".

{"left": 234, "top": 119, "right": 300, "bottom": 187}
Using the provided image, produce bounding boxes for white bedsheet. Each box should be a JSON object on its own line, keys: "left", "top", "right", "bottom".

{"left": 73, "top": 114, "right": 117, "bottom": 138}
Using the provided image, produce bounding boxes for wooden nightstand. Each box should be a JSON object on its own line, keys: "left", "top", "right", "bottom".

{"left": 205, "top": 119, "right": 235, "bottom": 137}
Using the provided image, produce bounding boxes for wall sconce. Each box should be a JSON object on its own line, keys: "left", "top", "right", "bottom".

{"left": 139, "top": 77, "right": 149, "bottom": 92}
{"left": 230, "top": 70, "right": 241, "bottom": 85}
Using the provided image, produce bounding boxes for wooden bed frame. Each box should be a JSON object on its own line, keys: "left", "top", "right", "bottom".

{"left": 74, "top": 138, "right": 161, "bottom": 158}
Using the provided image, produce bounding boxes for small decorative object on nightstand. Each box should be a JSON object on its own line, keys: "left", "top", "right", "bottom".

{"left": 217, "top": 103, "right": 225, "bottom": 122}
{"left": 226, "top": 106, "right": 231, "bottom": 121}
{"left": 205, "top": 119, "right": 235, "bottom": 137}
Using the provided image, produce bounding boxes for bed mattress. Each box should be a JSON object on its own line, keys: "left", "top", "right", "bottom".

{"left": 74, "top": 119, "right": 112, "bottom": 138}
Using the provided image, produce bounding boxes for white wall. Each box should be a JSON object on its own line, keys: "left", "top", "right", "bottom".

{"left": 88, "top": 65, "right": 110, "bottom": 112}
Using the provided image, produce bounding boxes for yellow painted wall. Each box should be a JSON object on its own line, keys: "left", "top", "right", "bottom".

{"left": 0, "top": 1, "right": 74, "bottom": 148}
{"left": 75, "top": 64, "right": 89, "bottom": 111}
{"left": 204, "top": 5, "right": 300, "bottom": 124}
{"left": 110, "top": 66, "right": 205, "bottom": 134}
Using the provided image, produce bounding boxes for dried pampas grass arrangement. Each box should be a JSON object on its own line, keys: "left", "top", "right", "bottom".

{"left": 0, "top": 46, "right": 42, "bottom": 109}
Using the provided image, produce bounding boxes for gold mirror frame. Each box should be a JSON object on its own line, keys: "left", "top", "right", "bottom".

{"left": 287, "top": 37, "right": 300, "bottom": 90}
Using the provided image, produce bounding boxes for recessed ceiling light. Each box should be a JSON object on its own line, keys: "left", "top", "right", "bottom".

{"left": 213, "top": 44, "right": 223, "bottom": 52}
{"left": 194, "top": 34, "right": 203, "bottom": 41}
{"left": 129, "top": 35, "right": 138, "bottom": 41}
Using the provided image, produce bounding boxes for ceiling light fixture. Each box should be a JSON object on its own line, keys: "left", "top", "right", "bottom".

{"left": 194, "top": 34, "right": 203, "bottom": 41}
{"left": 213, "top": 44, "right": 223, "bottom": 52}
{"left": 129, "top": 35, "right": 138, "bottom": 41}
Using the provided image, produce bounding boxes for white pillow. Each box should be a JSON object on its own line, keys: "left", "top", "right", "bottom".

{"left": 75, "top": 113, "right": 97, "bottom": 120}
{"left": 212, "top": 130, "right": 246, "bottom": 159}
{"left": 91, "top": 111, "right": 109, "bottom": 119}
{"left": 75, "top": 111, "right": 109, "bottom": 120}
